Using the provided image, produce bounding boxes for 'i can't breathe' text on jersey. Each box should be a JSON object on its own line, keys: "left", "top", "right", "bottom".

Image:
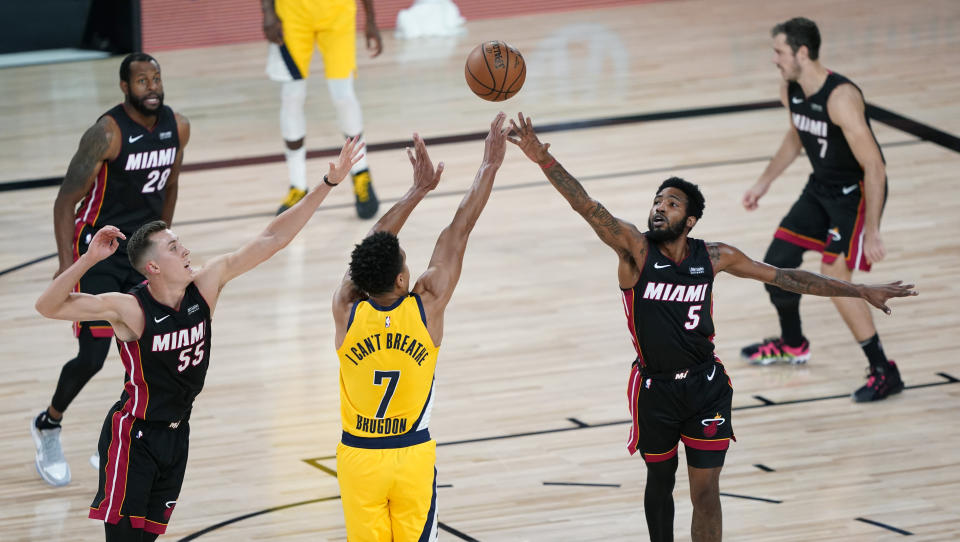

{"left": 115, "top": 281, "right": 211, "bottom": 423}
{"left": 337, "top": 294, "right": 438, "bottom": 448}
{"left": 621, "top": 237, "right": 716, "bottom": 374}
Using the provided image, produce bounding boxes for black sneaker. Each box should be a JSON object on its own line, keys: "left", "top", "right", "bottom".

{"left": 852, "top": 360, "right": 905, "bottom": 402}
{"left": 352, "top": 169, "right": 379, "bottom": 219}
{"left": 741, "top": 336, "right": 810, "bottom": 365}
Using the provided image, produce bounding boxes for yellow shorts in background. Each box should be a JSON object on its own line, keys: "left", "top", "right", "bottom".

{"left": 268, "top": 0, "right": 357, "bottom": 80}
{"left": 336, "top": 439, "right": 438, "bottom": 542}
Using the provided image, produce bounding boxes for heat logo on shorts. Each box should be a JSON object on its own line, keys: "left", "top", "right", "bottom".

{"left": 701, "top": 413, "right": 726, "bottom": 438}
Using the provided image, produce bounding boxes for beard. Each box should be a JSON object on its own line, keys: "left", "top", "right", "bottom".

{"left": 127, "top": 91, "right": 164, "bottom": 117}
{"left": 645, "top": 216, "right": 686, "bottom": 243}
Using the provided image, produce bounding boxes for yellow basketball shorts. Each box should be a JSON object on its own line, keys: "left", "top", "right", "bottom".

{"left": 336, "top": 439, "right": 438, "bottom": 542}
{"left": 266, "top": 0, "right": 357, "bottom": 80}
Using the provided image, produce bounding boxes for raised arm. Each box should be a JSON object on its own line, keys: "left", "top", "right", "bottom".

{"left": 195, "top": 137, "right": 363, "bottom": 306}
{"left": 507, "top": 112, "right": 646, "bottom": 283}
{"left": 743, "top": 82, "right": 803, "bottom": 210}
{"left": 159, "top": 112, "right": 190, "bottom": 225}
{"left": 707, "top": 241, "right": 916, "bottom": 314}
{"left": 36, "top": 226, "right": 143, "bottom": 339}
{"left": 409, "top": 113, "right": 508, "bottom": 340}
{"left": 828, "top": 83, "right": 886, "bottom": 264}
{"left": 53, "top": 116, "right": 122, "bottom": 277}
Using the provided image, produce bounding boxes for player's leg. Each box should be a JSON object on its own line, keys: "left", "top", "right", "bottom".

{"left": 336, "top": 443, "right": 393, "bottom": 541}
{"left": 629, "top": 365, "right": 683, "bottom": 541}
{"left": 142, "top": 422, "right": 189, "bottom": 538}
{"left": 686, "top": 465, "right": 722, "bottom": 542}
{"left": 644, "top": 454, "right": 679, "bottom": 542}
{"left": 743, "top": 185, "right": 828, "bottom": 364}
{"left": 90, "top": 410, "right": 157, "bottom": 540}
{"left": 389, "top": 440, "right": 438, "bottom": 541}
{"left": 680, "top": 361, "right": 733, "bottom": 542}
{"left": 318, "top": 2, "right": 379, "bottom": 219}
{"left": 266, "top": 6, "right": 316, "bottom": 214}
{"left": 820, "top": 183, "right": 902, "bottom": 401}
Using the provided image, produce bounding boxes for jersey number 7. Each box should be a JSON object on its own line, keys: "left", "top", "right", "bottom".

{"left": 373, "top": 370, "right": 400, "bottom": 418}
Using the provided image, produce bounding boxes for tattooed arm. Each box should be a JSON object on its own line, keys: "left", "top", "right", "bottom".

{"left": 507, "top": 113, "right": 646, "bottom": 284}
{"left": 706, "top": 242, "right": 917, "bottom": 314}
{"left": 53, "top": 116, "right": 121, "bottom": 277}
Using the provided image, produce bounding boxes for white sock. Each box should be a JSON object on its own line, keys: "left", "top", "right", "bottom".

{"left": 284, "top": 146, "right": 307, "bottom": 190}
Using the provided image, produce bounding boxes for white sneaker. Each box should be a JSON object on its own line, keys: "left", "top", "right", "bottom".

{"left": 90, "top": 451, "right": 100, "bottom": 470}
{"left": 31, "top": 420, "right": 71, "bottom": 486}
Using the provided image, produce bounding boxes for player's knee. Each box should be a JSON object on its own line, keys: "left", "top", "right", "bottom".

{"left": 689, "top": 479, "right": 720, "bottom": 510}
{"left": 645, "top": 456, "right": 678, "bottom": 498}
{"left": 77, "top": 333, "right": 112, "bottom": 374}
{"left": 326, "top": 77, "right": 358, "bottom": 106}
{"left": 763, "top": 238, "right": 805, "bottom": 269}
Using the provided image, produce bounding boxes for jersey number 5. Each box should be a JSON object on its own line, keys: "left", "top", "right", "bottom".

{"left": 685, "top": 305, "right": 702, "bottom": 330}
{"left": 373, "top": 370, "right": 400, "bottom": 418}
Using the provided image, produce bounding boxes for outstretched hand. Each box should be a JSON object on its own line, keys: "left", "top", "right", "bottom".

{"left": 327, "top": 136, "right": 365, "bottom": 186}
{"left": 482, "top": 112, "right": 510, "bottom": 168}
{"left": 506, "top": 112, "right": 551, "bottom": 165}
{"left": 86, "top": 226, "right": 125, "bottom": 263}
{"left": 860, "top": 280, "right": 918, "bottom": 314}
{"left": 407, "top": 133, "right": 444, "bottom": 192}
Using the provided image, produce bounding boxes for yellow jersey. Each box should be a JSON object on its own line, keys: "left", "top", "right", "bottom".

{"left": 337, "top": 294, "right": 438, "bottom": 448}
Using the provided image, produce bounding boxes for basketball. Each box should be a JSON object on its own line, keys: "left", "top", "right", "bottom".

{"left": 464, "top": 41, "right": 526, "bottom": 102}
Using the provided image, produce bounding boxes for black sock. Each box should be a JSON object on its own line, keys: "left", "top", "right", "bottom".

{"left": 35, "top": 411, "right": 62, "bottom": 430}
{"left": 775, "top": 303, "right": 805, "bottom": 347}
{"left": 860, "top": 334, "right": 889, "bottom": 370}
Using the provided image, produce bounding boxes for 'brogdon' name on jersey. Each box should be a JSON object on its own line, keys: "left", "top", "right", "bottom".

{"left": 337, "top": 294, "right": 438, "bottom": 446}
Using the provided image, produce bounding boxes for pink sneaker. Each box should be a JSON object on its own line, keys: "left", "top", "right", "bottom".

{"left": 741, "top": 337, "right": 810, "bottom": 365}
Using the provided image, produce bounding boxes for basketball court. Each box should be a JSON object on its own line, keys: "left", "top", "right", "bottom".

{"left": 1, "top": 0, "right": 958, "bottom": 540}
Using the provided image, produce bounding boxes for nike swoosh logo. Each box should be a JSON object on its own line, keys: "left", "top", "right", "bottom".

{"left": 791, "top": 97, "right": 803, "bottom": 104}
{"left": 654, "top": 262, "right": 670, "bottom": 269}
{"left": 154, "top": 315, "right": 169, "bottom": 323}
{"left": 842, "top": 184, "right": 858, "bottom": 195}
{"left": 706, "top": 366, "right": 717, "bottom": 381}
{"left": 128, "top": 134, "right": 144, "bottom": 143}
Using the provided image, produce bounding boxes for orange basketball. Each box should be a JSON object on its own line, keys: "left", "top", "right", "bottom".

{"left": 464, "top": 41, "right": 526, "bottom": 102}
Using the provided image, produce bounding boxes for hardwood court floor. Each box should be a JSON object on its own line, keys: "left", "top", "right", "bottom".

{"left": 1, "top": 0, "right": 959, "bottom": 540}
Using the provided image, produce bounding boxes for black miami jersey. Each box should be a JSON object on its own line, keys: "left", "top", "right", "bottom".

{"left": 115, "top": 281, "right": 211, "bottom": 423}
{"left": 787, "top": 72, "right": 884, "bottom": 186}
{"left": 74, "top": 104, "right": 180, "bottom": 253}
{"left": 621, "top": 237, "right": 715, "bottom": 374}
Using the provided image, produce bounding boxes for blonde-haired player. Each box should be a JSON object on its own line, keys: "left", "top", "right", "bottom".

{"left": 262, "top": 0, "right": 381, "bottom": 218}
{"left": 332, "top": 113, "right": 509, "bottom": 540}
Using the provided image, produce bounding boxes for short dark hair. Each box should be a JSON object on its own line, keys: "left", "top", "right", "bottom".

{"left": 772, "top": 17, "right": 821, "bottom": 60}
{"left": 127, "top": 220, "right": 168, "bottom": 273}
{"left": 119, "top": 53, "right": 159, "bottom": 83}
{"left": 349, "top": 232, "right": 404, "bottom": 296}
{"left": 657, "top": 177, "right": 705, "bottom": 220}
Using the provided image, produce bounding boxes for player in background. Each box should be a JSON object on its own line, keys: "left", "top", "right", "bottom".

{"left": 33, "top": 53, "right": 190, "bottom": 487}
{"left": 509, "top": 112, "right": 916, "bottom": 542}
{"left": 740, "top": 17, "right": 901, "bottom": 402}
{"left": 262, "top": 0, "right": 382, "bottom": 218}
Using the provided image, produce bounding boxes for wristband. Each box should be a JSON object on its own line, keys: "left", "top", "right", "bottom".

{"left": 539, "top": 158, "right": 557, "bottom": 169}
{"left": 323, "top": 175, "right": 339, "bottom": 187}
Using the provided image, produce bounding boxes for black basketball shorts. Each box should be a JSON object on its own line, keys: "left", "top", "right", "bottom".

{"left": 89, "top": 401, "right": 189, "bottom": 535}
{"left": 626, "top": 359, "right": 735, "bottom": 469}
{"left": 773, "top": 177, "right": 887, "bottom": 272}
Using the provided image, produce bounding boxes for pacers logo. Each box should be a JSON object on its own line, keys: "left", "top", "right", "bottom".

{"left": 701, "top": 413, "right": 726, "bottom": 438}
